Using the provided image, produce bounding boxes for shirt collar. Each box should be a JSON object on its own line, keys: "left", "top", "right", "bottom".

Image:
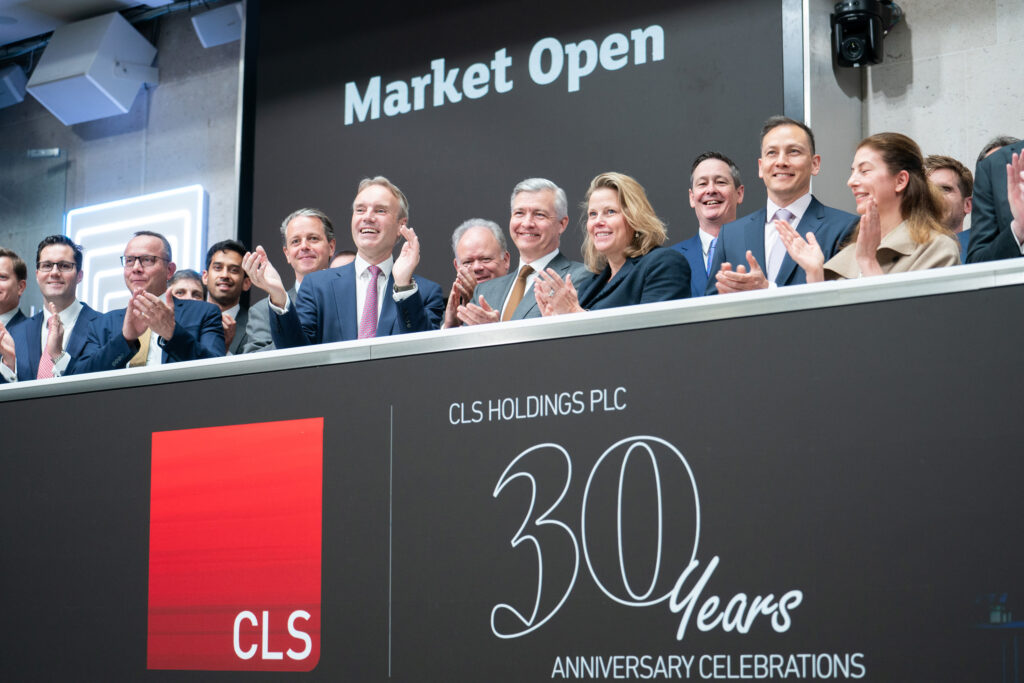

{"left": 355, "top": 254, "right": 394, "bottom": 279}
{"left": 698, "top": 228, "right": 716, "bottom": 255}
{"left": 766, "top": 193, "right": 813, "bottom": 224}
{"left": 516, "top": 248, "right": 560, "bottom": 274}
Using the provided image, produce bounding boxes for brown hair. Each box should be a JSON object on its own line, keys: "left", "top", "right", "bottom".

{"left": 851, "top": 133, "right": 949, "bottom": 246}
{"left": 0, "top": 247, "right": 27, "bottom": 281}
{"left": 581, "top": 172, "right": 666, "bottom": 272}
{"left": 924, "top": 154, "right": 973, "bottom": 197}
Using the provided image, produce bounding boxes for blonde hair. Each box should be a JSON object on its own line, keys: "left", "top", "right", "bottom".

{"left": 581, "top": 172, "right": 666, "bottom": 272}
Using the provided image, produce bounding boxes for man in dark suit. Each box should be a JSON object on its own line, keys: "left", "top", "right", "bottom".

{"left": 243, "top": 177, "right": 443, "bottom": 346}
{"left": 0, "top": 247, "right": 27, "bottom": 331}
{"left": 241, "top": 208, "right": 336, "bottom": 353}
{"left": 924, "top": 154, "right": 973, "bottom": 262}
{"left": 966, "top": 138, "right": 1024, "bottom": 263}
{"left": 0, "top": 236, "right": 101, "bottom": 382}
{"left": 455, "top": 178, "right": 590, "bottom": 324}
{"left": 706, "top": 116, "right": 858, "bottom": 295}
{"left": 202, "top": 239, "right": 251, "bottom": 354}
{"left": 670, "top": 152, "right": 745, "bottom": 298}
{"left": 75, "top": 231, "right": 224, "bottom": 373}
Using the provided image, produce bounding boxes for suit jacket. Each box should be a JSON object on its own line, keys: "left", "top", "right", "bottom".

{"left": 241, "top": 287, "right": 295, "bottom": 353}
{"left": 3, "top": 309, "right": 27, "bottom": 330}
{"left": 474, "top": 252, "right": 590, "bottom": 320}
{"left": 705, "top": 196, "right": 858, "bottom": 295}
{"left": 966, "top": 139, "right": 1024, "bottom": 263}
{"left": 270, "top": 264, "right": 443, "bottom": 348}
{"left": 6, "top": 303, "right": 101, "bottom": 381}
{"left": 669, "top": 233, "right": 708, "bottom": 298}
{"left": 578, "top": 246, "right": 691, "bottom": 310}
{"left": 74, "top": 298, "right": 225, "bottom": 374}
{"left": 228, "top": 307, "right": 249, "bottom": 355}
{"left": 957, "top": 230, "right": 971, "bottom": 263}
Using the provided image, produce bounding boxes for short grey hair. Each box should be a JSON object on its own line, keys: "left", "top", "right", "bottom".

{"left": 279, "top": 208, "right": 335, "bottom": 245}
{"left": 356, "top": 176, "right": 409, "bottom": 221}
{"left": 451, "top": 219, "right": 508, "bottom": 255}
{"left": 510, "top": 178, "right": 568, "bottom": 220}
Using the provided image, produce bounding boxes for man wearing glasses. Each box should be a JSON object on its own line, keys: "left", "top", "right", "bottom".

{"left": 0, "top": 235, "right": 102, "bottom": 382}
{"left": 76, "top": 230, "right": 224, "bottom": 373}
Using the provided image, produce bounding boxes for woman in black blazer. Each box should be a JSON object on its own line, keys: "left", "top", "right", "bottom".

{"left": 534, "top": 172, "right": 690, "bottom": 314}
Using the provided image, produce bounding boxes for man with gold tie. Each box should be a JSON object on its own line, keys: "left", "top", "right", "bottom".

{"left": 75, "top": 231, "right": 224, "bottom": 373}
{"left": 457, "top": 178, "right": 589, "bottom": 324}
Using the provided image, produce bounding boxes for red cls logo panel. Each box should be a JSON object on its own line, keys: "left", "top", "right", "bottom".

{"left": 147, "top": 418, "right": 323, "bottom": 671}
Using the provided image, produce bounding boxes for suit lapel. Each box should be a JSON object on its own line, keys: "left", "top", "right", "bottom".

{"left": 587, "top": 259, "right": 634, "bottom": 306}
{"left": 329, "top": 266, "right": 358, "bottom": 340}
{"left": 26, "top": 313, "right": 43, "bottom": 378}
{"left": 680, "top": 236, "right": 707, "bottom": 294}
{"left": 775, "top": 198, "right": 824, "bottom": 285}
{"left": 65, "top": 305, "right": 97, "bottom": 359}
{"left": 228, "top": 308, "right": 248, "bottom": 354}
{"left": 376, "top": 273, "right": 398, "bottom": 336}
{"left": 512, "top": 252, "right": 569, "bottom": 320}
{"left": 744, "top": 210, "right": 767, "bottom": 272}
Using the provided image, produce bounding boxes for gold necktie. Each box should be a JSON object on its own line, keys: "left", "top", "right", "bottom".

{"left": 129, "top": 328, "right": 152, "bottom": 367}
{"left": 502, "top": 265, "right": 534, "bottom": 321}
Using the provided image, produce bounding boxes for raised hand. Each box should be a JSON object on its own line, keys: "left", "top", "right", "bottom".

{"left": 444, "top": 265, "right": 478, "bottom": 327}
{"left": 776, "top": 219, "right": 825, "bottom": 283}
{"left": 392, "top": 226, "right": 420, "bottom": 287}
{"left": 854, "top": 198, "right": 884, "bottom": 277}
{"left": 533, "top": 269, "right": 584, "bottom": 316}
{"left": 0, "top": 322, "right": 14, "bottom": 371}
{"left": 715, "top": 251, "right": 769, "bottom": 293}
{"left": 43, "top": 301, "right": 65, "bottom": 359}
{"left": 1009, "top": 152, "right": 1024, "bottom": 244}
{"left": 457, "top": 295, "right": 500, "bottom": 326}
{"left": 242, "top": 246, "right": 287, "bottom": 307}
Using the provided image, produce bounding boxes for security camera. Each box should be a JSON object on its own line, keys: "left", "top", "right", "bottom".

{"left": 830, "top": 0, "right": 904, "bottom": 67}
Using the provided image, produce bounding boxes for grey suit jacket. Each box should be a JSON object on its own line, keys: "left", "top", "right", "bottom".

{"left": 241, "top": 287, "right": 295, "bottom": 353}
{"left": 474, "top": 251, "right": 591, "bottom": 320}
{"left": 228, "top": 307, "right": 249, "bottom": 355}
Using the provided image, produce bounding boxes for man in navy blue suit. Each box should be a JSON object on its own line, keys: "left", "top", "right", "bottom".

{"left": 670, "top": 152, "right": 745, "bottom": 298}
{"left": 966, "top": 138, "right": 1024, "bottom": 263}
{"left": 243, "top": 176, "right": 443, "bottom": 346}
{"left": 706, "top": 116, "right": 858, "bottom": 295}
{"left": 75, "top": 231, "right": 224, "bottom": 374}
{"left": 0, "top": 236, "right": 101, "bottom": 382}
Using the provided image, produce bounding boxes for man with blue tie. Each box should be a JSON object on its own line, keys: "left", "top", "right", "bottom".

{"left": 243, "top": 176, "right": 444, "bottom": 346}
{"left": 706, "top": 116, "right": 858, "bottom": 295}
{"left": 0, "top": 236, "right": 101, "bottom": 382}
{"left": 75, "top": 231, "right": 225, "bottom": 373}
{"left": 670, "top": 152, "right": 745, "bottom": 298}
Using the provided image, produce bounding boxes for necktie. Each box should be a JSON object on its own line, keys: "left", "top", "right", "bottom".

{"left": 706, "top": 237, "right": 718, "bottom": 275}
{"left": 36, "top": 316, "right": 57, "bottom": 379}
{"left": 358, "top": 264, "right": 382, "bottom": 339}
{"left": 767, "top": 208, "right": 795, "bottom": 282}
{"left": 129, "top": 328, "right": 151, "bottom": 367}
{"left": 502, "top": 265, "right": 533, "bottom": 322}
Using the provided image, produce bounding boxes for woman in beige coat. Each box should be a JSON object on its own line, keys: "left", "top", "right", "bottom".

{"left": 776, "top": 132, "right": 960, "bottom": 281}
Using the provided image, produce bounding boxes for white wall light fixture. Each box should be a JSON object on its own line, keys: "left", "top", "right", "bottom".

{"left": 66, "top": 185, "right": 208, "bottom": 312}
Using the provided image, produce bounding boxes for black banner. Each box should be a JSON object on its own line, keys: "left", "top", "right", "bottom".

{"left": 0, "top": 283, "right": 1020, "bottom": 680}
{"left": 248, "top": 0, "right": 785, "bottom": 284}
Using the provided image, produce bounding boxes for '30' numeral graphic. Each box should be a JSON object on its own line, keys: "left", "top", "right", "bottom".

{"left": 491, "top": 436, "right": 699, "bottom": 639}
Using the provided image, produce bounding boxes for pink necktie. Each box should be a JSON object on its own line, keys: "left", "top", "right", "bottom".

{"left": 36, "top": 317, "right": 56, "bottom": 379}
{"left": 358, "top": 264, "right": 382, "bottom": 339}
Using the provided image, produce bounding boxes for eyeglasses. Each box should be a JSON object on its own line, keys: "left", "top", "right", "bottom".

{"left": 37, "top": 261, "right": 77, "bottom": 273}
{"left": 121, "top": 255, "right": 168, "bottom": 268}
